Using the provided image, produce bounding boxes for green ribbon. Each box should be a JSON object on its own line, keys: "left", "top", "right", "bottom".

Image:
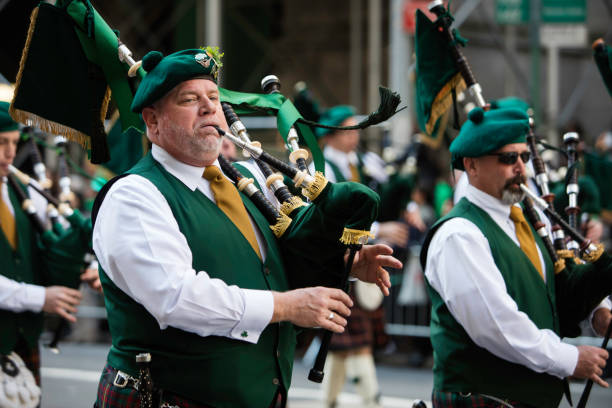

{"left": 64, "top": 0, "right": 142, "bottom": 132}
{"left": 219, "top": 87, "right": 324, "bottom": 172}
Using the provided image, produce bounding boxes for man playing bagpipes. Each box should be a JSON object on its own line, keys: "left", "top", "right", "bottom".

{"left": 420, "top": 106, "right": 612, "bottom": 408}
{"left": 91, "top": 47, "right": 403, "bottom": 408}
{"left": 0, "top": 101, "right": 94, "bottom": 407}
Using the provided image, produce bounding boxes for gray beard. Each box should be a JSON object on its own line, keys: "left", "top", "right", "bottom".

{"left": 501, "top": 189, "right": 525, "bottom": 205}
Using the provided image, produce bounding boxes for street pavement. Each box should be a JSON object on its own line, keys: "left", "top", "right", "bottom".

{"left": 39, "top": 342, "right": 611, "bottom": 407}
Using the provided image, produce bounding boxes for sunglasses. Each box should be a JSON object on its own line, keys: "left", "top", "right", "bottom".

{"left": 487, "top": 151, "right": 531, "bottom": 165}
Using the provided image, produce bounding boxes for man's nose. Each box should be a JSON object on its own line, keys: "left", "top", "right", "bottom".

{"left": 198, "top": 97, "right": 216, "bottom": 114}
{"left": 514, "top": 156, "right": 526, "bottom": 174}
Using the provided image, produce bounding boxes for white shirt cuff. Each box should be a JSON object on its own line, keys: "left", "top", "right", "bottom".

{"left": 551, "top": 341, "right": 579, "bottom": 379}
{"left": 230, "top": 289, "right": 273, "bottom": 344}
{"left": 370, "top": 221, "right": 380, "bottom": 239}
{"left": 23, "top": 283, "right": 46, "bottom": 313}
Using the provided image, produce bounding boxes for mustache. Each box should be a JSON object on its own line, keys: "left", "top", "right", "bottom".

{"left": 503, "top": 175, "right": 526, "bottom": 189}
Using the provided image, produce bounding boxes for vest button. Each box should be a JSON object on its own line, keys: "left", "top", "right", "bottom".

{"left": 264, "top": 267, "right": 271, "bottom": 275}
{"left": 272, "top": 378, "right": 279, "bottom": 385}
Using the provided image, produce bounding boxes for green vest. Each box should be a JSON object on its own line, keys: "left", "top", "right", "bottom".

{"left": 420, "top": 198, "right": 563, "bottom": 408}
{"left": 99, "top": 153, "right": 296, "bottom": 408}
{"left": 0, "top": 182, "right": 44, "bottom": 353}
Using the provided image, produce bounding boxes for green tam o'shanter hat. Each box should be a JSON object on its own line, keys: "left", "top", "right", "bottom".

{"left": 316, "top": 105, "right": 356, "bottom": 139}
{"left": 489, "top": 97, "right": 530, "bottom": 113}
{"left": 450, "top": 107, "right": 529, "bottom": 170}
{"left": 0, "top": 102, "right": 19, "bottom": 132}
{"left": 131, "top": 47, "right": 223, "bottom": 113}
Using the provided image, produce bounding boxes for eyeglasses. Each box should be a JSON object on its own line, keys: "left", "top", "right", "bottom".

{"left": 487, "top": 151, "right": 531, "bottom": 165}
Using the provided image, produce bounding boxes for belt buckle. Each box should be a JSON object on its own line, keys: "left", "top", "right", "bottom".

{"left": 113, "top": 371, "right": 130, "bottom": 388}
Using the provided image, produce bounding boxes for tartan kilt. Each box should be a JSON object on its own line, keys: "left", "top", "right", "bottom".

{"left": 94, "top": 364, "right": 214, "bottom": 408}
{"left": 94, "top": 364, "right": 285, "bottom": 408}
{"left": 432, "top": 390, "right": 536, "bottom": 408}
{"left": 13, "top": 337, "right": 41, "bottom": 386}
{"left": 328, "top": 291, "right": 388, "bottom": 352}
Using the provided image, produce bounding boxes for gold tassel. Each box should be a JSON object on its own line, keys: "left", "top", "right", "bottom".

{"left": 421, "top": 110, "right": 450, "bottom": 149}
{"left": 100, "top": 86, "right": 112, "bottom": 122}
{"left": 302, "top": 171, "right": 328, "bottom": 201}
{"left": 9, "top": 108, "right": 91, "bottom": 150}
{"left": 425, "top": 73, "right": 466, "bottom": 136}
{"left": 553, "top": 259, "right": 566, "bottom": 274}
{"left": 582, "top": 243, "right": 605, "bottom": 263}
{"left": 280, "top": 196, "right": 306, "bottom": 217}
{"left": 270, "top": 213, "right": 292, "bottom": 238}
{"left": 556, "top": 249, "right": 575, "bottom": 260}
{"left": 339, "top": 228, "right": 374, "bottom": 245}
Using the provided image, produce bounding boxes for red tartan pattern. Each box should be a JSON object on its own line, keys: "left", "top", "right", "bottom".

{"left": 432, "top": 390, "right": 535, "bottom": 408}
{"left": 94, "top": 364, "right": 215, "bottom": 408}
{"left": 328, "top": 291, "right": 388, "bottom": 351}
{"left": 13, "top": 337, "right": 40, "bottom": 385}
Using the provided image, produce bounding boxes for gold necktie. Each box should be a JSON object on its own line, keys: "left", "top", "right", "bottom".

{"left": 203, "top": 166, "right": 261, "bottom": 260}
{"left": 509, "top": 206, "right": 543, "bottom": 280}
{"left": 349, "top": 163, "right": 360, "bottom": 182}
{"left": 0, "top": 181, "right": 17, "bottom": 250}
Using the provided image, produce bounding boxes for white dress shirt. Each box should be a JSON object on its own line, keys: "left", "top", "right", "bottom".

{"left": 0, "top": 177, "right": 48, "bottom": 313}
{"left": 92, "top": 145, "right": 275, "bottom": 344}
{"left": 426, "top": 183, "right": 581, "bottom": 379}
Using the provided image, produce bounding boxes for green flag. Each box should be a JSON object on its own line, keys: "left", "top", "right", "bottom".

{"left": 10, "top": 1, "right": 143, "bottom": 164}
{"left": 415, "top": 8, "right": 466, "bottom": 143}
{"left": 593, "top": 39, "right": 612, "bottom": 98}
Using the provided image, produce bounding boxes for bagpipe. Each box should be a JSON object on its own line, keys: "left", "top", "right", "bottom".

{"left": 415, "top": 3, "right": 611, "bottom": 407}
{"left": 7, "top": 132, "right": 96, "bottom": 353}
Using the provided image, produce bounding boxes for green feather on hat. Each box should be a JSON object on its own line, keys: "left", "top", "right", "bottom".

{"left": 450, "top": 107, "right": 529, "bottom": 170}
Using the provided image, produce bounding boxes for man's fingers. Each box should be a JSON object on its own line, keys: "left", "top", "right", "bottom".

{"left": 63, "top": 288, "right": 83, "bottom": 300}
{"left": 377, "top": 278, "right": 390, "bottom": 296}
{"left": 58, "top": 300, "right": 78, "bottom": 314}
{"left": 592, "top": 373, "right": 609, "bottom": 388}
{"left": 328, "top": 299, "right": 351, "bottom": 318}
{"left": 321, "top": 320, "right": 346, "bottom": 333}
{"left": 61, "top": 291, "right": 82, "bottom": 306}
{"left": 328, "top": 288, "right": 353, "bottom": 307}
{"left": 57, "top": 308, "right": 77, "bottom": 322}
{"left": 370, "top": 244, "right": 394, "bottom": 256}
{"left": 376, "top": 254, "right": 402, "bottom": 270}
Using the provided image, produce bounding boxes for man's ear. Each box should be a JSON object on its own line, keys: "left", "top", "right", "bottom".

{"left": 463, "top": 157, "right": 477, "bottom": 176}
{"left": 142, "top": 107, "right": 159, "bottom": 139}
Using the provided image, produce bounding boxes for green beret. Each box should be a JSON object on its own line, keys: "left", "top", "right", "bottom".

{"left": 131, "top": 47, "right": 223, "bottom": 113}
{"left": 450, "top": 107, "right": 529, "bottom": 170}
{"left": 316, "top": 105, "right": 355, "bottom": 138}
{"left": 0, "top": 101, "right": 19, "bottom": 132}
{"left": 489, "top": 97, "right": 530, "bottom": 113}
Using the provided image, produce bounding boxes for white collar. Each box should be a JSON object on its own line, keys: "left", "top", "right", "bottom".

{"left": 151, "top": 144, "right": 220, "bottom": 191}
{"left": 465, "top": 183, "right": 518, "bottom": 221}
{"left": 323, "top": 145, "right": 358, "bottom": 166}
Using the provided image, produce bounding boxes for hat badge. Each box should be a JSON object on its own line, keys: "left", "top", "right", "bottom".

{"left": 194, "top": 53, "right": 211, "bottom": 69}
